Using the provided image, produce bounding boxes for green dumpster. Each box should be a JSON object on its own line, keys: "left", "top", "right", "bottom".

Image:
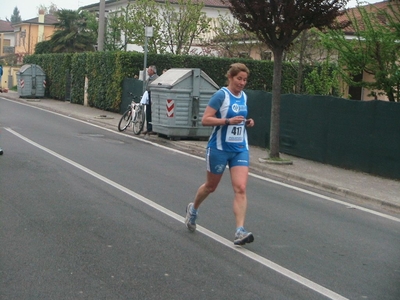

{"left": 17, "top": 64, "right": 46, "bottom": 98}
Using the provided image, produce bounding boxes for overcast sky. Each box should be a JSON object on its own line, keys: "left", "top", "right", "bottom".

{"left": 1, "top": 0, "right": 383, "bottom": 22}
{"left": 1, "top": 0, "right": 94, "bottom": 20}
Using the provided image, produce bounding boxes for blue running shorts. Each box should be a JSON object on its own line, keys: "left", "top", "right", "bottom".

{"left": 206, "top": 147, "right": 249, "bottom": 174}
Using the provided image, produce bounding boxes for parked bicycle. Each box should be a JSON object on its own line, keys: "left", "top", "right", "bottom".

{"left": 118, "top": 94, "right": 145, "bottom": 134}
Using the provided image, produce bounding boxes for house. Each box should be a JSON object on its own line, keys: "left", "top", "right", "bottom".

{"left": 211, "top": 1, "right": 398, "bottom": 101}
{"left": 79, "top": 0, "right": 397, "bottom": 101}
{"left": 335, "top": 0, "right": 398, "bottom": 101}
{"left": 0, "top": 19, "right": 17, "bottom": 89}
{"left": 80, "top": 0, "right": 231, "bottom": 53}
{"left": 12, "top": 10, "right": 58, "bottom": 64}
{"left": 0, "top": 19, "right": 14, "bottom": 59}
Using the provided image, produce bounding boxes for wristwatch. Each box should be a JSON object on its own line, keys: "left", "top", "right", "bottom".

{"left": 225, "top": 118, "right": 230, "bottom": 125}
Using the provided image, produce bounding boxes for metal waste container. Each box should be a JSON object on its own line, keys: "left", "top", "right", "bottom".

{"left": 150, "top": 68, "right": 219, "bottom": 139}
{"left": 17, "top": 64, "right": 46, "bottom": 98}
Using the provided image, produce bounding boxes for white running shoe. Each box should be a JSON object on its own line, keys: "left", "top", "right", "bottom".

{"left": 234, "top": 228, "right": 254, "bottom": 245}
{"left": 185, "top": 203, "right": 197, "bottom": 232}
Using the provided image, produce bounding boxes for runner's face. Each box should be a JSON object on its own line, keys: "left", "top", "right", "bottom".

{"left": 229, "top": 71, "right": 248, "bottom": 95}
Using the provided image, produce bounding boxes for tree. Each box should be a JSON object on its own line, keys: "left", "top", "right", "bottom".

{"left": 104, "top": 12, "right": 125, "bottom": 51}
{"left": 161, "top": 0, "right": 211, "bottom": 55}
{"left": 304, "top": 57, "right": 341, "bottom": 96}
{"left": 121, "top": 0, "right": 166, "bottom": 54}
{"left": 106, "top": 0, "right": 211, "bottom": 55}
{"left": 211, "top": 12, "right": 261, "bottom": 58}
{"left": 37, "top": 3, "right": 59, "bottom": 15}
{"left": 285, "top": 29, "right": 328, "bottom": 93}
{"left": 50, "top": 9, "right": 97, "bottom": 53}
{"left": 34, "top": 40, "right": 54, "bottom": 54}
{"left": 10, "top": 7, "right": 22, "bottom": 24}
{"left": 320, "top": 2, "right": 400, "bottom": 102}
{"left": 222, "top": 0, "right": 349, "bottom": 159}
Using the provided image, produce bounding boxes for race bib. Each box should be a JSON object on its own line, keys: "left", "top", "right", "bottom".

{"left": 226, "top": 124, "right": 244, "bottom": 143}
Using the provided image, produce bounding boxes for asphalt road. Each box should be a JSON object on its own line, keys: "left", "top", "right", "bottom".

{"left": 1, "top": 98, "right": 400, "bottom": 300}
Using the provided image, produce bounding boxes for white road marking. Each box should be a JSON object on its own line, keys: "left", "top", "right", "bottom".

{"left": 3, "top": 98, "right": 399, "bottom": 223}
{"left": 6, "top": 127, "right": 348, "bottom": 300}
{"left": 2, "top": 98, "right": 400, "bottom": 222}
{"left": 3, "top": 97, "right": 400, "bottom": 223}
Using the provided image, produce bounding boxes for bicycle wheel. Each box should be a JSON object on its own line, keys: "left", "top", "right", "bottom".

{"left": 132, "top": 106, "right": 145, "bottom": 135}
{"left": 118, "top": 109, "right": 132, "bottom": 132}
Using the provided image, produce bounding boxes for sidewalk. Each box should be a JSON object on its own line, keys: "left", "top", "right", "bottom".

{"left": 2, "top": 91, "right": 399, "bottom": 214}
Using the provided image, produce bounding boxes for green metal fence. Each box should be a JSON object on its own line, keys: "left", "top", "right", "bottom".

{"left": 246, "top": 90, "right": 400, "bottom": 180}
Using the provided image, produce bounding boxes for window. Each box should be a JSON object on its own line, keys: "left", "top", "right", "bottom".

{"left": 261, "top": 51, "right": 272, "bottom": 61}
{"left": 238, "top": 51, "right": 250, "bottom": 58}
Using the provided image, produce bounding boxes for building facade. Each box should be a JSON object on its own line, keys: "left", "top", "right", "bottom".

{"left": 80, "top": 0, "right": 231, "bottom": 54}
{"left": 12, "top": 10, "right": 58, "bottom": 64}
{"left": 0, "top": 20, "right": 14, "bottom": 59}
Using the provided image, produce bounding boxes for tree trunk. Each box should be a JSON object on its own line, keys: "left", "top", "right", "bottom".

{"left": 269, "top": 48, "right": 284, "bottom": 158}
{"left": 295, "top": 31, "right": 308, "bottom": 94}
{"left": 387, "top": 86, "right": 395, "bottom": 102}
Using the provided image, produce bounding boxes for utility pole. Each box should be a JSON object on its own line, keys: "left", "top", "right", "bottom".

{"left": 97, "top": 0, "right": 106, "bottom": 51}
{"left": 143, "top": 26, "right": 153, "bottom": 93}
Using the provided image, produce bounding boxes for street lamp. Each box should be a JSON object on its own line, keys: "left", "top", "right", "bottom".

{"left": 143, "top": 26, "right": 154, "bottom": 93}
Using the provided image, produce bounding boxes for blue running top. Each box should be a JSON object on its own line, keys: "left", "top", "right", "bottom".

{"left": 206, "top": 87, "right": 249, "bottom": 152}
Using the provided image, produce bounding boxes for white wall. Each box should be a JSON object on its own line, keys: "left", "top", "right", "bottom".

{"left": 84, "top": 0, "right": 230, "bottom": 54}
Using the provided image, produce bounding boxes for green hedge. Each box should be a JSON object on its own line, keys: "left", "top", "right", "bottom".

{"left": 24, "top": 52, "right": 313, "bottom": 112}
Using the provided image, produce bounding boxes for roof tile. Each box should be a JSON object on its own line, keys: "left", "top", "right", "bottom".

{"left": 0, "top": 20, "right": 13, "bottom": 32}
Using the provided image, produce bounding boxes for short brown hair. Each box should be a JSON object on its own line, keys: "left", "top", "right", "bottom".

{"left": 226, "top": 63, "right": 250, "bottom": 79}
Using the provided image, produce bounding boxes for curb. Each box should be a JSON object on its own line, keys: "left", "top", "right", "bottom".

{"left": 251, "top": 162, "right": 400, "bottom": 214}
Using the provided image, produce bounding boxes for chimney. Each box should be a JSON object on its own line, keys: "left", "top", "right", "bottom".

{"left": 38, "top": 9, "right": 45, "bottom": 23}
{"left": 38, "top": 9, "right": 45, "bottom": 44}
